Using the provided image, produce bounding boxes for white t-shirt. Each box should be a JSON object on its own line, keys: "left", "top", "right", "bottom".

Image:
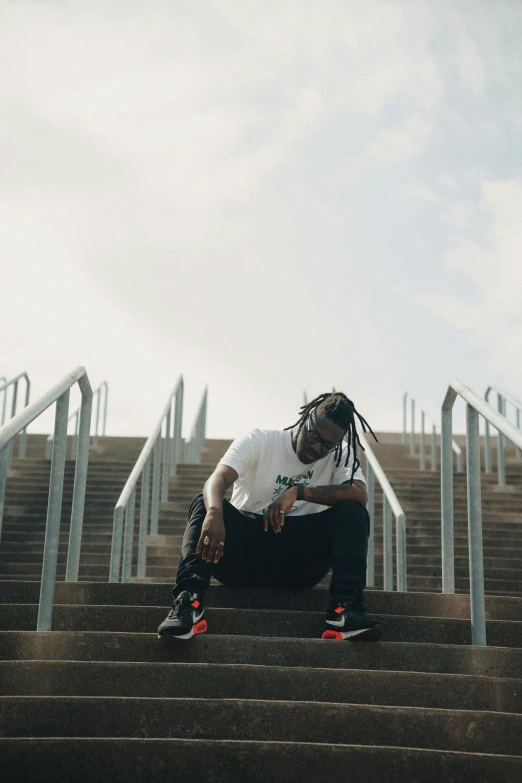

{"left": 219, "top": 428, "right": 366, "bottom": 516}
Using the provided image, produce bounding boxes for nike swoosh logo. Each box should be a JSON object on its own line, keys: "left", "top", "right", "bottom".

{"left": 193, "top": 610, "right": 204, "bottom": 623}
{"left": 327, "top": 615, "right": 346, "bottom": 627}
{"left": 343, "top": 627, "right": 371, "bottom": 638}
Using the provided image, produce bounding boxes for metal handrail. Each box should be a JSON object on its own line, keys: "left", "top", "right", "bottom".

{"left": 484, "top": 385, "right": 522, "bottom": 482}
{"left": 93, "top": 381, "right": 109, "bottom": 445}
{"left": 441, "top": 379, "right": 522, "bottom": 646}
{"left": 0, "top": 372, "right": 31, "bottom": 460}
{"left": 0, "top": 377, "right": 6, "bottom": 426}
{"left": 46, "top": 380, "right": 108, "bottom": 459}
{"left": 361, "top": 432, "right": 407, "bottom": 592}
{"left": 183, "top": 387, "right": 208, "bottom": 464}
{"left": 0, "top": 366, "right": 92, "bottom": 631}
{"left": 403, "top": 392, "right": 463, "bottom": 472}
{"left": 110, "top": 376, "right": 184, "bottom": 583}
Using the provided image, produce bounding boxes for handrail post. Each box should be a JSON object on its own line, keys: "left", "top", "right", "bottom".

{"left": 122, "top": 488, "right": 137, "bottom": 583}
{"left": 515, "top": 408, "right": 522, "bottom": 459}
{"left": 137, "top": 457, "right": 151, "bottom": 578}
{"left": 65, "top": 385, "right": 93, "bottom": 581}
{"left": 10, "top": 380, "right": 19, "bottom": 421}
{"left": 366, "top": 464, "right": 375, "bottom": 588}
{"left": 0, "top": 446, "right": 8, "bottom": 545}
{"left": 410, "top": 399, "right": 415, "bottom": 455}
{"left": 497, "top": 393, "right": 505, "bottom": 486}
{"left": 37, "top": 390, "right": 70, "bottom": 631}
{"left": 201, "top": 387, "right": 208, "bottom": 462}
{"left": 70, "top": 411, "right": 79, "bottom": 461}
{"left": 171, "top": 381, "right": 184, "bottom": 476}
{"left": 0, "top": 377, "right": 7, "bottom": 426}
{"left": 383, "top": 496, "right": 393, "bottom": 591}
{"left": 456, "top": 450, "right": 463, "bottom": 474}
{"left": 6, "top": 380, "right": 19, "bottom": 469}
{"left": 441, "top": 396, "right": 455, "bottom": 593}
{"left": 466, "top": 403, "right": 486, "bottom": 646}
{"left": 484, "top": 389, "right": 492, "bottom": 473}
{"left": 150, "top": 436, "right": 162, "bottom": 535}
{"left": 402, "top": 393, "right": 407, "bottom": 444}
{"left": 94, "top": 387, "right": 102, "bottom": 446}
{"left": 431, "top": 425, "right": 436, "bottom": 471}
{"left": 396, "top": 511, "right": 407, "bottom": 592}
{"left": 102, "top": 382, "right": 108, "bottom": 437}
{"left": 420, "top": 411, "right": 426, "bottom": 470}
{"left": 109, "top": 506, "right": 125, "bottom": 583}
{"left": 18, "top": 376, "right": 31, "bottom": 459}
{"left": 161, "top": 409, "right": 171, "bottom": 502}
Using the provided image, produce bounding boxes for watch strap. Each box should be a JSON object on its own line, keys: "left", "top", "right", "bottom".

{"left": 296, "top": 484, "right": 305, "bottom": 501}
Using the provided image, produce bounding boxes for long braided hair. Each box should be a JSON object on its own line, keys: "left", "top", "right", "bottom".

{"left": 285, "top": 392, "right": 378, "bottom": 482}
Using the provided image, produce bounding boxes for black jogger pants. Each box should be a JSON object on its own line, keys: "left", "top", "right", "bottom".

{"left": 173, "top": 494, "right": 370, "bottom": 602}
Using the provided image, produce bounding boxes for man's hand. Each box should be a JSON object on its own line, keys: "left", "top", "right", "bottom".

{"left": 264, "top": 486, "right": 298, "bottom": 534}
{"left": 196, "top": 508, "right": 226, "bottom": 564}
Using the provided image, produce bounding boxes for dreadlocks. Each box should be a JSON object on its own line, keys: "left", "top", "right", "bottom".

{"left": 285, "top": 392, "right": 378, "bottom": 482}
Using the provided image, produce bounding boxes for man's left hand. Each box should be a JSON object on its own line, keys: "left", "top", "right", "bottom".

{"left": 264, "top": 486, "right": 298, "bottom": 534}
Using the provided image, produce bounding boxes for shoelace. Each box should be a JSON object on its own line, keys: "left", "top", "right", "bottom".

{"left": 168, "top": 598, "right": 189, "bottom": 620}
{"left": 333, "top": 596, "right": 366, "bottom": 614}
{"left": 168, "top": 593, "right": 200, "bottom": 620}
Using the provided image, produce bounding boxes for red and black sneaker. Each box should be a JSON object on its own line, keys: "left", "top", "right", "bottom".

{"left": 322, "top": 592, "right": 382, "bottom": 641}
{"left": 157, "top": 591, "right": 207, "bottom": 639}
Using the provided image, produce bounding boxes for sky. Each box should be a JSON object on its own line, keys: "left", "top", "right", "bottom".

{"left": 1, "top": 0, "right": 522, "bottom": 441}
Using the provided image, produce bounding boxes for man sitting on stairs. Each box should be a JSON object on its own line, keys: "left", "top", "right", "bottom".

{"left": 158, "top": 392, "right": 382, "bottom": 642}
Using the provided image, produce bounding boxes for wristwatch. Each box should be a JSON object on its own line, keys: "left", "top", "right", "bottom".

{"left": 295, "top": 484, "right": 305, "bottom": 501}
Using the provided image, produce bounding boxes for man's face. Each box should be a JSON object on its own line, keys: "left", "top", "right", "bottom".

{"left": 295, "top": 411, "right": 346, "bottom": 464}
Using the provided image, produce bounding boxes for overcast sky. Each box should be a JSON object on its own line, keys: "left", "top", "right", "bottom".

{"left": 1, "top": 0, "right": 521, "bottom": 441}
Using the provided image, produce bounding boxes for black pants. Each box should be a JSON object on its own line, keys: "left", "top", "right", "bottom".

{"left": 174, "top": 494, "right": 370, "bottom": 602}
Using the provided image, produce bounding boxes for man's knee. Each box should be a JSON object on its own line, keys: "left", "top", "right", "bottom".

{"left": 332, "top": 499, "right": 368, "bottom": 516}
{"left": 329, "top": 500, "right": 369, "bottom": 532}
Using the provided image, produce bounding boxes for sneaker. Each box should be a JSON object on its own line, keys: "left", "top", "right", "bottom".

{"left": 157, "top": 591, "right": 207, "bottom": 639}
{"left": 322, "top": 592, "right": 382, "bottom": 641}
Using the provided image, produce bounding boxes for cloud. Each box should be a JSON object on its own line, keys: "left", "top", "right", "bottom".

{"left": 397, "top": 181, "right": 437, "bottom": 203}
{"left": 453, "top": 29, "right": 487, "bottom": 97}
{"left": 418, "top": 178, "right": 522, "bottom": 386}
{"left": 344, "top": 113, "right": 431, "bottom": 182}
{"left": 2, "top": 0, "right": 522, "bottom": 439}
{"left": 442, "top": 201, "right": 473, "bottom": 230}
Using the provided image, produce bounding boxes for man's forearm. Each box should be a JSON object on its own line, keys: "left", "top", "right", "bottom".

{"left": 203, "top": 474, "right": 227, "bottom": 512}
{"left": 302, "top": 483, "right": 367, "bottom": 506}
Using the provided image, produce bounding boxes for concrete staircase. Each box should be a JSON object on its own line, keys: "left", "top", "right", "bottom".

{"left": 0, "top": 434, "right": 521, "bottom": 780}
{"left": 374, "top": 441, "right": 522, "bottom": 596}
{"left": 0, "top": 435, "right": 146, "bottom": 582}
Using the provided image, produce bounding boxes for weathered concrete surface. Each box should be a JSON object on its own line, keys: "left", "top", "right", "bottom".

{"left": 1, "top": 631, "right": 521, "bottom": 677}
{"left": 1, "top": 738, "right": 521, "bottom": 783}
{"left": 1, "top": 661, "right": 521, "bottom": 713}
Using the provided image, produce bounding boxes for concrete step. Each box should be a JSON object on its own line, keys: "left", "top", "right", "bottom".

{"left": 2, "top": 660, "right": 521, "bottom": 712}
{"left": 1, "top": 582, "right": 520, "bottom": 619}
{"left": 141, "top": 551, "right": 522, "bottom": 578}
{"left": 2, "top": 631, "right": 522, "bottom": 676}
{"left": 134, "top": 562, "right": 522, "bottom": 592}
{"left": 2, "top": 695, "right": 522, "bottom": 756}
{"left": 1, "top": 605, "right": 522, "bottom": 646}
{"left": 404, "top": 574, "right": 522, "bottom": 593}
{"left": 3, "top": 439, "right": 522, "bottom": 781}
{"left": 0, "top": 563, "right": 110, "bottom": 576}
{"left": 2, "top": 737, "right": 521, "bottom": 783}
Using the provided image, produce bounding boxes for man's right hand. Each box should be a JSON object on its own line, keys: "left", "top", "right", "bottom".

{"left": 196, "top": 508, "right": 226, "bottom": 564}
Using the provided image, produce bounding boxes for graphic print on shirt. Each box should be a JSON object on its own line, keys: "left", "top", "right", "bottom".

{"left": 262, "top": 469, "right": 314, "bottom": 515}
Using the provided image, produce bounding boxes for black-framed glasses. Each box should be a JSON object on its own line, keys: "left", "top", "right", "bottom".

{"left": 304, "top": 417, "right": 341, "bottom": 454}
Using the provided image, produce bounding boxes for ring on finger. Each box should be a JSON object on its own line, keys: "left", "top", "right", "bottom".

{"left": 203, "top": 536, "right": 211, "bottom": 545}
{"left": 218, "top": 541, "right": 225, "bottom": 546}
